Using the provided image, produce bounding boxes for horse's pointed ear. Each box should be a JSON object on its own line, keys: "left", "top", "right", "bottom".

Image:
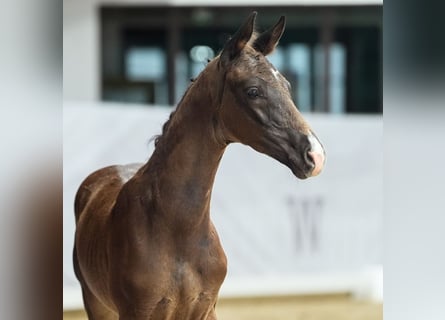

{"left": 220, "top": 11, "right": 257, "bottom": 67}
{"left": 253, "top": 16, "right": 286, "bottom": 56}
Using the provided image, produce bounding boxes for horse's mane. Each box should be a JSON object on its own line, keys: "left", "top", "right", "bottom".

{"left": 247, "top": 30, "right": 260, "bottom": 47}
{"left": 152, "top": 81, "right": 195, "bottom": 148}
{"left": 153, "top": 109, "right": 176, "bottom": 148}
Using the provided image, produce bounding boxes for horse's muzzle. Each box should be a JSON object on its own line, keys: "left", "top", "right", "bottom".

{"left": 306, "top": 133, "right": 326, "bottom": 177}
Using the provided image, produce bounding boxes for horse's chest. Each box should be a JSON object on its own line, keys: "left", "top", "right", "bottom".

{"left": 172, "top": 253, "right": 226, "bottom": 291}
{"left": 160, "top": 230, "right": 228, "bottom": 291}
{"left": 110, "top": 222, "right": 227, "bottom": 317}
{"left": 156, "top": 239, "right": 227, "bottom": 308}
{"left": 141, "top": 254, "right": 225, "bottom": 319}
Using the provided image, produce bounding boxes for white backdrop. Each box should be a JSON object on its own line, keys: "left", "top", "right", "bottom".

{"left": 63, "top": 102, "right": 382, "bottom": 309}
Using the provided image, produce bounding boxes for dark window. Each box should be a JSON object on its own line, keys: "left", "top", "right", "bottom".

{"left": 100, "top": 6, "right": 382, "bottom": 113}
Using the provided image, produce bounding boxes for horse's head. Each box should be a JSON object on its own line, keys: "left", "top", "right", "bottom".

{"left": 215, "top": 12, "right": 326, "bottom": 179}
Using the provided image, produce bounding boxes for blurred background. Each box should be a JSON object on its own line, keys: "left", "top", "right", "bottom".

{"left": 63, "top": 1, "right": 382, "bottom": 319}
{"left": 65, "top": 0, "right": 382, "bottom": 113}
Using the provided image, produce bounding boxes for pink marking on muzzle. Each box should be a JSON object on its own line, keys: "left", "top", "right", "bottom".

{"left": 307, "top": 134, "right": 325, "bottom": 177}
{"left": 308, "top": 151, "right": 324, "bottom": 177}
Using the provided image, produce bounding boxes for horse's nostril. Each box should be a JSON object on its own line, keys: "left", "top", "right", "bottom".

{"left": 303, "top": 147, "right": 314, "bottom": 165}
{"left": 307, "top": 151, "right": 325, "bottom": 177}
{"left": 305, "top": 151, "right": 315, "bottom": 168}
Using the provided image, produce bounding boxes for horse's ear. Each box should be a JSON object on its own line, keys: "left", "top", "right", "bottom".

{"left": 220, "top": 11, "right": 257, "bottom": 67}
{"left": 253, "top": 16, "right": 286, "bottom": 56}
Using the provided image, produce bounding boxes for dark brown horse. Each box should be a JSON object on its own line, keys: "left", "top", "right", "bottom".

{"left": 73, "top": 12, "right": 325, "bottom": 320}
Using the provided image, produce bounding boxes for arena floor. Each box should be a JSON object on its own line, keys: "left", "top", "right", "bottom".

{"left": 64, "top": 294, "right": 382, "bottom": 320}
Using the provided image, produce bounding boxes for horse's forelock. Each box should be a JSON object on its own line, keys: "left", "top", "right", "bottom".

{"left": 246, "top": 30, "right": 260, "bottom": 48}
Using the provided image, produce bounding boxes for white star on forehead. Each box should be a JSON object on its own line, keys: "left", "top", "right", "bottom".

{"left": 271, "top": 68, "right": 280, "bottom": 80}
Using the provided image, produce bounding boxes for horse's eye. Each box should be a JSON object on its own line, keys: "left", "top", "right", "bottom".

{"left": 247, "top": 87, "right": 260, "bottom": 99}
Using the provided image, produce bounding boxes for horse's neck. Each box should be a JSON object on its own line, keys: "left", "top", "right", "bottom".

{"left": 139, "top": 77, "right": 225, "bottom": 229}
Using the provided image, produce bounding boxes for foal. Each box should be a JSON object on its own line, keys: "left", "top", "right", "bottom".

{"left": 73, "top": 12, "right": 325, "bottom": 320}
